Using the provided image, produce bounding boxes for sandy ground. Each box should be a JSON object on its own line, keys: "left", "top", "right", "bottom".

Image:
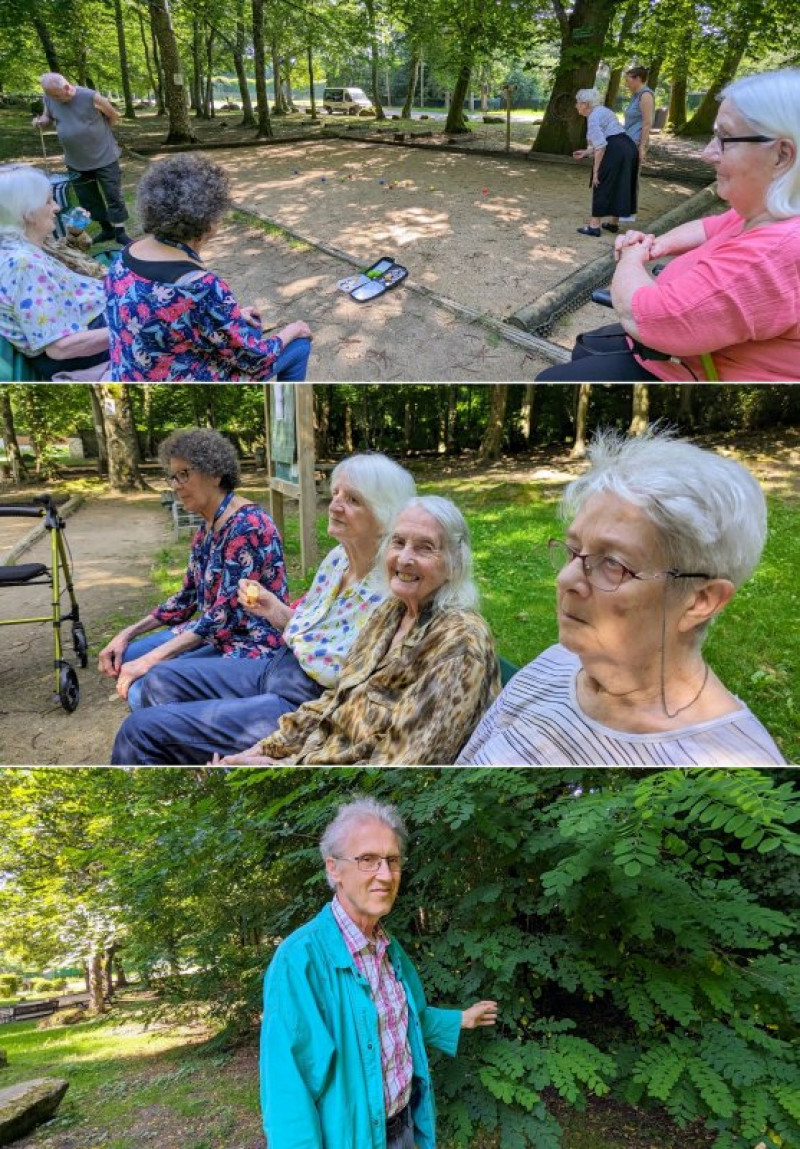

{"left": 212, "top": 138, "right": 698, "bottom": 319}
{"left": 0, "top": 494, "right": 170, "bottom": 765}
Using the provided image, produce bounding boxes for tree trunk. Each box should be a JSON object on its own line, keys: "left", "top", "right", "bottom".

{"left": 306, "top": 44, "right": 317, "bottom": 118}
{"left": 605, "top": 67, "right": 622, "bottom": 109}
{"left": 191, "top": 19, "right": 203, "bottom": 114}
{"left": 89, "top": 385, "right": 109, "bottom": 476}
{"left": 521, "top": 383, "right": 536, "bottom": 445}
{"left": 446, "top": 385, "right": 458, "bottom": 453}
{"left": 17, "top": 387, "right": 51, "bottom": 477}
{"left": 479, "top": 385, "right": 508, "bottom": 461}
{"left": 679, "top": 26, "right": 750, "bottom": 136}
{"left": 148, "top": 0, "right": 196, "bottom": 143}
{"left": 532, "top": 0, "right": 620, "bottom": 156}
{"left": 115, "top": 957, "right": 129, "bottom": 988}
{"left": 628, "top": 384, "right": 649, "bottom": 434}
{"left": 104, "top": 945, "right": 116, "bottom": 1000}
{"left": 142, "top": 383, "right": 156, "bottom": 458}
{"left": 271, "top": 43, "right": 287, "bottom": 113}
{"left": 315, "top": 385, "right": 330, "bottom": 455}
{"left": 138, "top": 6, "right": 160, "bottom": 108}
{"left": 364, "top": 0, "right": 385, "bottom": 120}
{"left": 0, "top": 388, "right": 27, "bottom": 483}
{"left": 88, "top": 951, "right": 106, "bottom": 1014}
{"left": 205, "top": 28, "right": 216, "bottom": 117}
{"left": 401, "top": 50, "right": 419, "bottom": 120}
{"left": 31, "top": 10, "right": 61, "bottom": 71}
{"left": 233, "top": 11, "right": 256, "bottom": 127}
{"left": 252, "top": 0, "right": 273, "bottom": 137}
{"left": 570, "top": 384, "right": 592, "bottom": 458}
{"left": 113, "top": 0, "right": 136, "bottom": 118}
{"left": 149, "top": 5, "right": 167, "bottom": 114}
{"left": 444, "top": 57, "right": 472, "bottom": 134}
{"left": 646, "top": 53, "right": 663, "bottom": 92}
{"left": 667, "top": 31, "right": 691, "bottom": 131}
{"left": 344, "top": 403, "right": 354, "bottom": 452}
{"left": 99, "top": 385, "right": 148, "bottom": 491}
{"left": 677, "top": 382, "right": 694, "bottom": 427}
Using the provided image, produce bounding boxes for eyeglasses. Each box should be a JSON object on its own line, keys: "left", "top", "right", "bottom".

{"left": 335, "top": 853, "right": 403, "bottom": 873}
{"left": 547, "top": 539, "right": 710, "bottom": 593}
{"left": 710, "top": 130, "right": 776, "bottom": 151}
{"left": 167, "top": 467, "right": 194, "bottom": 486}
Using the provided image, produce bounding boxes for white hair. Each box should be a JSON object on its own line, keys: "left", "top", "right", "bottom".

{"left": 320, "top": 798, "right": 407, "bottom": 889}
{"left": 721, "top": 69, "right": 800, "bottom": 218}
{"left": 0, "top": 164, "right": 52, "bottom": 239}
{"left": 561, "top": 427, "right": 767, "bottom": 592}
{"left": 377, "top": 494, "right": 479, "bottom": 612}
{"left": 330, "top": 452, "right": 416, "bottom": 533}
{"left": 40, "top": 72, "right": 70, "bottom": 93}
{"left": 576, "top": 88, "right": 602, "bottom": 109}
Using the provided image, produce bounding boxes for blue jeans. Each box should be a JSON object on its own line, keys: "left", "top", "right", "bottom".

{"left": 111, "top": 645, "right": 324, "bottom": 764}
{"left": 271, "top": 336, "right": 311, "bottom": 381}
{"left": 121, "top": 629, "right": 221, "bottom": 710}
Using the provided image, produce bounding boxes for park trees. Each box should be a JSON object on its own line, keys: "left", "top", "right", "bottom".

{"left": 3, "top": 766, "right": 796, "bottom": 1147}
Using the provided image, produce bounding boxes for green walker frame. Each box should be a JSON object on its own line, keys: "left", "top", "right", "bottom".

{"left": 0, "top": 495, "right": 88, "bottom": 712}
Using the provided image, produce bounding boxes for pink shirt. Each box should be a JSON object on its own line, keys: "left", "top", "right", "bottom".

{"left": 632, "top": 209, "right": 800, "bottom": 381}
{"left": 331, "top": 896, "right": 413, "bottom": 1117}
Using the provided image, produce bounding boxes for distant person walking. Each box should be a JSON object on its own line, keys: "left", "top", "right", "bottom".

{"left": 33, "top": 72, "right": 131, "bottom": 246}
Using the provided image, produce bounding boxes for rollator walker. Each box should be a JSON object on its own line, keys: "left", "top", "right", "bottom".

{"left": 0, "top": 495, "right": 88, "bottom": 711}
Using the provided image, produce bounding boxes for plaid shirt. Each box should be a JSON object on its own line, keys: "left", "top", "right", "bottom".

{"left": 331, "top": 896, "right": 413, "bottom": 1117}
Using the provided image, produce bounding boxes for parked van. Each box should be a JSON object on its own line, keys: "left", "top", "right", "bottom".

{"left": 322, "top": 86, "right": 373, "bottom": 115}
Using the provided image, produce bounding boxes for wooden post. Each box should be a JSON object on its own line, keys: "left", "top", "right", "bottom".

{"left": 262, "top": 384, "right": 285, "bottom": 538}
{"left": 296, "top": 384, "right": 317, "bottom": 573}
{"left": 262, "top": 383, "right": 318, "bottom": 574}
{"left": 503, "top": 84, "right": 516, "bottom": 153}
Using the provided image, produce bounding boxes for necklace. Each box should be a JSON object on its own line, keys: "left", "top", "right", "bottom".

{"left": 661, "top": 660, "right": 710, "bottom": 719}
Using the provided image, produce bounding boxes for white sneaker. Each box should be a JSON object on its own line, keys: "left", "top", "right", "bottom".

{"left": 619, "top": 215, "right": 637, "bottom": 223}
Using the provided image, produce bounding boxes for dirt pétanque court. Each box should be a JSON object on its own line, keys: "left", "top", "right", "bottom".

{"left": 115, "top": 135, "right": 700, "bottom": 381}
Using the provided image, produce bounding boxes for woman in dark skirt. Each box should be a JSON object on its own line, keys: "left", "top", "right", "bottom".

{"left": 573, "top": 88, "right": 639, "bottom": 236}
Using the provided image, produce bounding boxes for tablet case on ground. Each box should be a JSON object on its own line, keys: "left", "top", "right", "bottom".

{"left": 336, "top": 257, "right": 408, "bottom": 302}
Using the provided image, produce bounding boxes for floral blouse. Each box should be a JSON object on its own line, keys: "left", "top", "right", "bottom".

{"left": 0, "top": 235, "right": 105, "bottom": 354}
{"left": 105, "top": 254, "right": 285, "bottom": 381}
{"left": 152, "top": 503, "right": 288, "bottom": 656}
{"left": 259, "top": 598, "right": 501, "bottom": 764}
{"left": 285, "top": 545, "right": 386, "bottom": 687}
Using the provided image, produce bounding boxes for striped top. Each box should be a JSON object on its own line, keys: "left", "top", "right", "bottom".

{"left": 331, "top": 896, "right": 413, "bottom": 1117}
{"left": 458, "top": 644, "right": 785, "bottom": 766}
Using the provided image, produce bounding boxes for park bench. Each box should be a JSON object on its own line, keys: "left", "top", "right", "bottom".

{"left": 0, "top": 998, "right": 61, "bottom": 1024}
{"left": 160, "top": 490, "right": 205, "bottom": 538}
{"left": 498, "top": 655, "right": 518, "bottom": 686}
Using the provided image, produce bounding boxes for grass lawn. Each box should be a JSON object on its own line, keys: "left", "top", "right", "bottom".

{"left": 0, "top": 993, "right": 710, "bottom": 1149}
{"left": 133, "top": 468, "right": 798, "bottom": 763}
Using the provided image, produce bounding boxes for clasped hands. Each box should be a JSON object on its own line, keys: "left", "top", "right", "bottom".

{"left": 613, "top": 229, "right": 669, "bottom": 265}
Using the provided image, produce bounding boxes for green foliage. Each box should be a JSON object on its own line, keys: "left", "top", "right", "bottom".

{"left": 0, "top": 974, "right": 20, "bottom": 995}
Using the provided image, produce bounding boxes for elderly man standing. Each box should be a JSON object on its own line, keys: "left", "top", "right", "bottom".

{"left": 261, "top": 798, "right": 498, "bottom": 1149}
{"left": 33, "top": 72, "right": 131, "bottom": 245}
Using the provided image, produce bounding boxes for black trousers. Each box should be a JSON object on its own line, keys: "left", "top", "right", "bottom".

{"left": 67, "top": 160, "right": 129, "bottom": 227}
{"left": 536, "top": 324, "right": 661, "bottom": 380}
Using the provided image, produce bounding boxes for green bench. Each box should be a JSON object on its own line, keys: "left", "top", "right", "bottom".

{"left": 498, "top": 655, "right": 519, "bottom": 686}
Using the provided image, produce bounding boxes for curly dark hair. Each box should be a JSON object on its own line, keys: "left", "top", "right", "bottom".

{"left": 137, "top": 154, "right": 231, "bottom": 243}
{"left": 158, "top": 429, "right": 241, "bottom": 491}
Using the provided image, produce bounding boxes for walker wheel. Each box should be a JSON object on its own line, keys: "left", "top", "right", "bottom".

{"left": 73, "top": 621, "right": 89, "bottom": 668}
{"left": 59, "top": 664, "right": 80, "bottom": 713}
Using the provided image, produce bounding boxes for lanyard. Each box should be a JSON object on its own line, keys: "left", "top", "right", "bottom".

{"left": 154, "top": 236, "right": 204, "bottom": 265}
{"left": 197, "top": 490, "right": 235, "bottom": 612}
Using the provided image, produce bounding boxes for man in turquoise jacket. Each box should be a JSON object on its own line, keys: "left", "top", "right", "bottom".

{"left": 260, "top": 797, "right": 498, "bottom": 1148}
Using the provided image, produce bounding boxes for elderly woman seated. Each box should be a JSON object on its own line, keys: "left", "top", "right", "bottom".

{"left": 106, "top": 153, "right": 312, "bottom": 381}
{"left": 217, "top": 497, "right": 500, "bottom": 765}
{"left": 110, "top": 453, "right": 417, "bottom": 763}
{"left": 459, "top": 429, "right": 784, "bottom": 766}
{"left": 0, "top": 164, "right": 110, "bottom": 379}
{"left": 538, "top": 68, "right": 800, "bottom": 381}
{"left": 99, "top": 428, "right": 288, "bottom": 709}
